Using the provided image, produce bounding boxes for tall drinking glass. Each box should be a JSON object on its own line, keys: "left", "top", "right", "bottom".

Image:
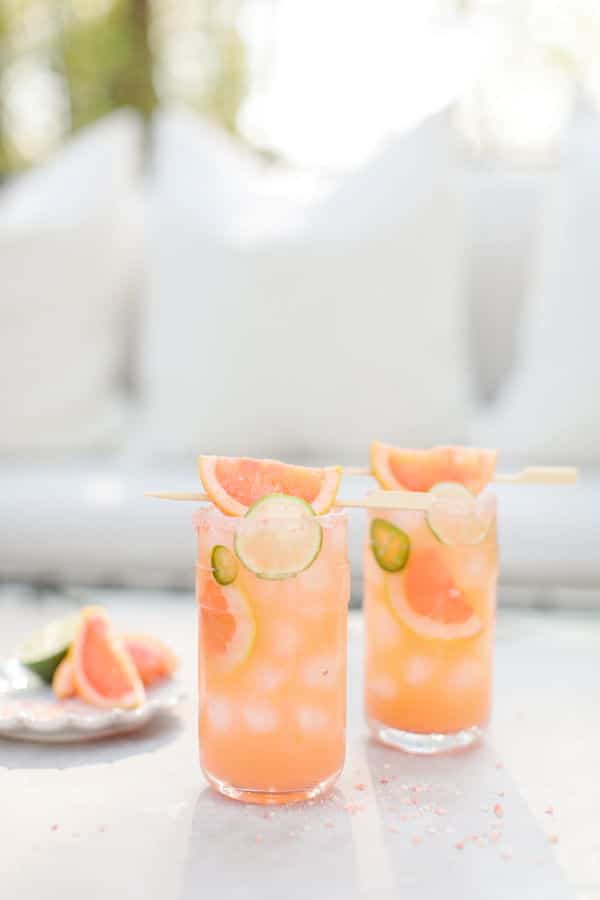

{"left": 194, "top": 505, "right": 349, "bottom": 803}
{"left": 364, "top": 491, "right": 498, "bottom": 753}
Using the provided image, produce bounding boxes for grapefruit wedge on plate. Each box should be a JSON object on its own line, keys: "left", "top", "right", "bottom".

{"left": 71, "top": 607, "right": 145, "bottom": 709}
{"left": 197, "top": 570, "right": 256, "bottom": 676}
{"left": 370, "top": 443, "right": 497, "bottom": 495}
{"left": 52, "top": 634, "right": 177, "bottom": 698}
{"left": 387, "top": 547, "right": 483, "bottom": 641}
{"left": 198, "top": 456, "right": 341, "bottom": 516}
{"left": 123, "top": 635, "right": 178, "bottom": 687}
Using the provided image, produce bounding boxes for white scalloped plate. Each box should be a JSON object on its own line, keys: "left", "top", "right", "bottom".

{"left": 0, "top": 659, "right": 185, "bottom": 743}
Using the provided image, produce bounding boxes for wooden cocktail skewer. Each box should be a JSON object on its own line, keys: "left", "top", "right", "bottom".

{"left": 146, "top": 489, "right": 447, "bottom": 512}
{"left": 493, "top": 466, "right": 578, "bottom": 485}
{"left": 146, "top": 465, "right": 577, "bottom": 511}
{"left": 342, "top": 465, "right": 578, "bottom": 485}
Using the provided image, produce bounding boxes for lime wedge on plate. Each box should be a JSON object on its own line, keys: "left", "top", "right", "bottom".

{"left": 426, "top": 482, "right": 492, "bottom": 545}
{"left": 370, "top": 518, "right": 410, "bottom": 572}
{"left": 234, "top": 494, "right": 323, "bottom": 580}
{"left": 211, "top": 545, "right": 239, "bottom": 586}
{"left": 18, "top": 615, "right": 79, "bottom": 683}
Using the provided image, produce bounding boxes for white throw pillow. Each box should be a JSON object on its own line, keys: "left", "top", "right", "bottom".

{"left": 139, "top": 109, "right": 470, "bottom": 464}
{"left": 0, "top": 110, "right": 143, "bottom": 455}
{"left": 473, "top": 112, "right": 600, "bottom": 465}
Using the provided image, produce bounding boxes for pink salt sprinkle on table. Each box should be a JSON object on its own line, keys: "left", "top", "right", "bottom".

{"left": 354, "top": 783, "right": 366, "bottom": 792}
{"left": 494, "top": 804, "right": 504, "bottom": 818}
{"left": 455, "top": 842, "right": 465, "bottom": 850}
{"left": 343, "top": 803, "right": 365, "bottom": 815}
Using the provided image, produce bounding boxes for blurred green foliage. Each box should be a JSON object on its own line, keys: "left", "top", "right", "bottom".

{"left": 0, "top": 0, "right": 249, "bottom": 173}
{"left": 62, "top": 0, "right": 156, "bottom": 129}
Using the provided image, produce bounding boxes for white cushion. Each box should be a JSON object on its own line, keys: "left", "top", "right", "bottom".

{"left": 0, "top": 110, "right": 143, "bottom": 455}
{"left": 138, "top": 109, "right": 471, "bottom": 464}
{"left": 462, "top": 166, "right": 548, "bottom": 403}
{"left": 473, "top": 112, "right": 600, "bottom": 463}
{"left": 0, "top": 461, "right": 597, "bottom": 594}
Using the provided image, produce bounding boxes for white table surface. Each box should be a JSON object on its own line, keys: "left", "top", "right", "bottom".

{"left": 0, "top": 588, "right": 598, "bottom": 900}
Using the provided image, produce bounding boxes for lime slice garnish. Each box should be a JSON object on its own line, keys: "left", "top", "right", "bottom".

{"left": 234, "top": 493, "right": 323, "bottom": 581}
{"left": 211, "top": 545, "right": 238, "bottom": 586}
{"left": 370, "top": 518, "right": 410, "bottom": 572}
{"left": 426, "top": 482, "right": 492, "bottom": 545}
{"left": 18, "top": 615, "right": 79, "bottom": 683}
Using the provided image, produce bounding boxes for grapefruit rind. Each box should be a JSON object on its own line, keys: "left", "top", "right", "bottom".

{"left": 198, "top": 571, "right": 256, "bottom": 675}
{"left": 234, "top": 494, "right": 323, "bottom": 581}
{"left": 370, "top": 518, "right": 410, "bottom": 573}
{"left": 72, "top": 607, "right": 146, "bottom": 710}
{"left": 198, "top": 455, "right": 341, "bottom": 516}
{"left": 426, "top": 483, "right": 493, "bottom": 546}
{"left": 370, "top": 442, "right": 497, "bottom": 495}
{"left": 386, "top": 575, "right": 483, "bottom": 641}
{"left": 52, "top": 655, "right": 76, "bottom": 699}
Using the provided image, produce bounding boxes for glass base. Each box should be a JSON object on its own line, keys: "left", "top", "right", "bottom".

{"left": 368, "top": 717, "right": 484, "bottom": 755}
{"left": 204, "top": 769, "right": 341, "bottom": 805}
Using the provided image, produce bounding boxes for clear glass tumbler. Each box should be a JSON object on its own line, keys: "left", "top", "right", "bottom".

{"left": 194, "top": 505, "right": 350, "bottom": 803}
{"left": 364, "top": 492, "right": 498, "bottom": 753}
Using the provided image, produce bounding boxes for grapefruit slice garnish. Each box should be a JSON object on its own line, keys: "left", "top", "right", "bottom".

{"left": 370, "top": 443, "right": 497, "bottom": 495}
{"left": 234, "top": 494, "right": 323, "bottom": 580}
{"left": 426, "top": 483, "right": 494, "bottom": 546}
{"left": 387, "top": 547, "right": 483, "bottom": 640}
{"left": 71, "top": 607, "right": 146, "bottom": 709}
{"left": 197, "top": 570, "right": 256, "bottom": 675}
{"left": 198, "top": 455, "right": 341, "bottom": 516}
{"left": 370, "top": 518, "right": 410, "bottom": 572}
{"left": 123, "top": 635, "right": 178, "bottom": 687}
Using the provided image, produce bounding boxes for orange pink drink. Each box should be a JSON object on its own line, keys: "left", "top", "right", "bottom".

{"left": 194, "top": 496, "right": 349, "bottom": 803}
{"left": 365, "top": 444, "right": 498, "bottom": 753}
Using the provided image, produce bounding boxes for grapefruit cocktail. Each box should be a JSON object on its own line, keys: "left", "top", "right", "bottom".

{"left": 365, "top": 444, "right": 498, "bottom": 753}
{"left": 194, "top": 457, "right": 349, "bottom": 803}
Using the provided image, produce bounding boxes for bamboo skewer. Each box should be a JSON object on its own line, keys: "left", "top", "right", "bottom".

{"left": 493, "top": 466, "right": 578, "bottom": 485}
{"left": 146, "top": 489, "right": 453, "bottom": 513}
{"left": 342, "top": 465, "right": 578, "bottom": 485}
{"left": 145, "top": 465, "right": 577, "bottom": 511}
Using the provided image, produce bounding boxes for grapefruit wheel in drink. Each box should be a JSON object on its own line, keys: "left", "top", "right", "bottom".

{"left": 386, "top": 547, "right": 483, "bottom": 641}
